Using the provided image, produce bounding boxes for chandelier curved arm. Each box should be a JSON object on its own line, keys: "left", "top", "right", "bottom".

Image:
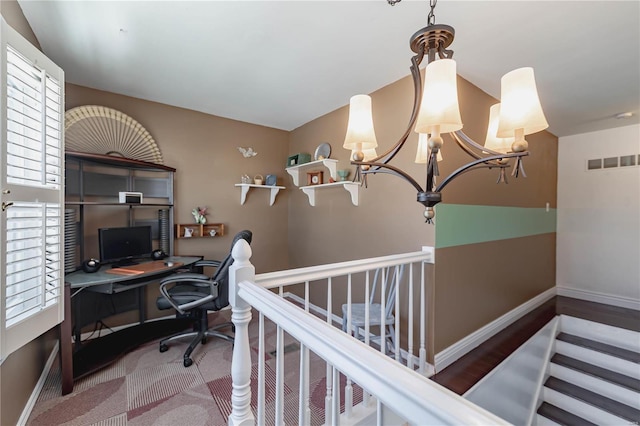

{"left": 368, "top": 53, "right": 425, "bottom": 169}
{"left": 353, "top": 160, "right": 424, "bottom": 193}
{"left": 435, "top": 151, "right": 529, "bottom": 193}
{"left": 451, "top": 130, "right": 507, "bottom": 161}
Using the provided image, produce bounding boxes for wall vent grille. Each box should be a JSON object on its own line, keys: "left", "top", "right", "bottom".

{"left": 586, "top": 154, "right": 639, "bottom": 170}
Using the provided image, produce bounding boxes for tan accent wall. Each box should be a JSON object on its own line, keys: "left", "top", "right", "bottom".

{"left": 434, "top": 233, "right": 556, "bottom": 352}
{"left": 287, "top": 68, "right": 557, "bottom": 267}
{"left": 0, "top": 0, "right": 40, "bottom": 49}
{"left": 288, "top": 73, "right": 435, "bottom": 268}
{"left": 66, "top": 84, "right": 291, "bottom": 325}
{"left": 0, "top": 329, "right": 57, "bottom": 425}
{"left": 66, "top": 84, "right": 290, "bottom": 274}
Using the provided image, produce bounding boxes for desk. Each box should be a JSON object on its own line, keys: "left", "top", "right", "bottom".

{"left": 60, "top": 256, "right": 201, "bottom": 395}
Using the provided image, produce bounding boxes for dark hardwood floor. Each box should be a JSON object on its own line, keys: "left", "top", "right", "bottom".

{"left": 430, "top": 296, "right": 640, "bottom": 395}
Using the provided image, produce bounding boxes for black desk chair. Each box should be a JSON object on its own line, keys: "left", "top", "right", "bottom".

{"left": 156, "top": 230, "right": 252, "bottom": 367}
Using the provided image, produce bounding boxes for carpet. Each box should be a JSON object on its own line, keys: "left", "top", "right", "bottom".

{"left": 28, "top": 310, "right": 362, "bottom": 426}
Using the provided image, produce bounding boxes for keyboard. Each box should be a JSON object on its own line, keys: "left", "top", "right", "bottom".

{"left": 106, "top": 260, "right": 183, "bottom": 276}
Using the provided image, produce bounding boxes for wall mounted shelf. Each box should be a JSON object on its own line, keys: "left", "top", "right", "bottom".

{"left": 299, "top": 181, "right": 359, "bottom": 206}
{"left": 175, "top": 223, "right": 225, "bottom": 239}
{"left": 235, "top": 184, "right": 285, "bottom": 206}
{"left": 285, "top": 159, "right": 338, "bottom": 186}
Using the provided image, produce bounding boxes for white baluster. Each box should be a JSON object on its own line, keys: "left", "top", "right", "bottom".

{"left": 419, "top": 261, "right": 426, "bottom": 374}
{"left": 325, "top": 362, "right": 333, "bottom": 423}
{"left": 346, "top": 273, "right": 352, "bottom": 336}
{"left": 344, "top": 274, "right": 353, "bottom": 417}
{"left": 394, "top": 266, "right": 401, "bottom": 362}
{"left": 408, "top": 264, "right": 414, "bottom": 370}
{"left": 363, "top": 270, "right": 371, "bottom": 407}
{"left": 275, "top": 325, "right": 285, "bottom": 425}
{"left": 228, "top": 239, "right": 255, "bottom": 426}
{"left": 327, "top": 276, "right": 332, "bottom": 326}
{"left": 332, "top": 366, "right": 340, "bottom": 425}
{"left": 302, "top": 281, "right": 311, "bottom": 424}
{"left": 257, "top": 313, "right": 265, "bottom": 425}
{"left": 380, "top": 268, "right": 386, "bottom": 355}
{"left": 298, "top": 342, "right": 310, "bottom": 425}
{"left": 325, "top": 277, "right": 333, "bottom": 423}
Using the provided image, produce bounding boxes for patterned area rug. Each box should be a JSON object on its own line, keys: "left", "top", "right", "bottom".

{"left": 27, "top": 310, "right": 362, "bottom": 426}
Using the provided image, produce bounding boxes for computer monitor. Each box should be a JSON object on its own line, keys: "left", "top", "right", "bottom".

{"left": 98, "top": 225, "right": 152, "bottom": 266}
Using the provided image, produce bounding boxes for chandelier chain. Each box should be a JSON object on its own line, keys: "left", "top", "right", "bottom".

{"left": 386, "top": 0, "right": 437, "bottom": 25}
{"left": 428, "top": 0, "right": 437, "bottom": 25}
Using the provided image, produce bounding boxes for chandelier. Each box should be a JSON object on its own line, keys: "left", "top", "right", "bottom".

{"left": 343, "top": 0, "right": 548, "bottom": 223}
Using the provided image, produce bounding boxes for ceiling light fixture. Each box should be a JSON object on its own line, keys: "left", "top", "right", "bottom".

{"left": 343, "top": 0, "right": 548, "bottom": 223}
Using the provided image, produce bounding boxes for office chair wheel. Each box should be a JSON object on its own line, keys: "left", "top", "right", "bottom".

{"left": 159, "top": 344, "right": 168, "bottom": 353}
{"left": 183, "top": 357, "right": 193, "bottom": 367}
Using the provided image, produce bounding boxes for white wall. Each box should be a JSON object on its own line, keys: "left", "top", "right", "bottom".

{"left": 557, "top": 124, "right": 640, "bottom": 307}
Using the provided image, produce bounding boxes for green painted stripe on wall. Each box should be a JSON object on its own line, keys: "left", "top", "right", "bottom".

{"left": 435, "top": 204, "right": 556, "bottom": 248}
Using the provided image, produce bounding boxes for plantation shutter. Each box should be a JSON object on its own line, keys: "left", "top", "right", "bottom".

{"left": 0, "top": 18, "right": 65, "bottom": 361}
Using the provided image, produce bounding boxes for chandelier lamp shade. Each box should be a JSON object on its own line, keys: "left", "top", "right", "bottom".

{"left": 484, "top": 104, "right": 515, "bottom": 155}
{"left": 343, "top": 0, "right": 548, "bottom": 223}
{"left": 343, "top": 94, "right": 379, "bottom": 153}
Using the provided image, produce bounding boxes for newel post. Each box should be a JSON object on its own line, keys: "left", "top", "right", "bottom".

{"left": 228, "top": 239, "right": 255, "bottom": 426}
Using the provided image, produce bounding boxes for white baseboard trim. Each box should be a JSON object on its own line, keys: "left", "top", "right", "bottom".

{"left": 556, "top": 286, "right": 640, "bottom": 311}
{"left": 17, "top": 342, "right": 59, "bottom": 426}
{"left": 434, "top": 287, "right": 557, "bottom": 372}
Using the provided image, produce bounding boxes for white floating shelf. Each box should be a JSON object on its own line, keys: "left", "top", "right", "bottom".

{"left": 235, "top": 184, "right": 285, "bottom": 206}
{"left": 299, "top": 181, "right": 359, "bottom": 206}
{"left": 285, "top": 159, "right": 339, "bottom": 186}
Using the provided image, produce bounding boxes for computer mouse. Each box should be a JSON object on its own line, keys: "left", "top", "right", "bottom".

{"left": 164, "top": 261, "right": 174, "bottom": 267}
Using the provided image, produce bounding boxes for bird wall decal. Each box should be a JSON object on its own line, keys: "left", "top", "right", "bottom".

{"left": 237, "top": 146, "right": 258, "bottom": 158}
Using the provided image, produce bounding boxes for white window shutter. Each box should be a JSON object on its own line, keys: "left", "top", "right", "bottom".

{"left": 0, "top": 18, "right": 65, "bottom": 361}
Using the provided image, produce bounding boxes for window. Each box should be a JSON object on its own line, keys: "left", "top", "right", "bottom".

{"left": 1, "top": 19, "right": 64, "bottom": 361}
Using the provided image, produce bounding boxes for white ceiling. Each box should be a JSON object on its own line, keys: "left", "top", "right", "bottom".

{"left": 17, "top": 0, "right": 640, "bottom": 137}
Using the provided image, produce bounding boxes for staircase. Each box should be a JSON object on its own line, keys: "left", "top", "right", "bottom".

{"left": 536, "top": 318, "right": 640, "bottom": 425}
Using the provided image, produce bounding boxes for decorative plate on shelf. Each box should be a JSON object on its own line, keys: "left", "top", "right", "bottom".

{"left": 314, "top": 142, "right": 331, "bottom": 161}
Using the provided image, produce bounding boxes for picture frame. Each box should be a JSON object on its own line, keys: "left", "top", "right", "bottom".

{"left": 307, "top": 171, "right": 323, "bottom": 186}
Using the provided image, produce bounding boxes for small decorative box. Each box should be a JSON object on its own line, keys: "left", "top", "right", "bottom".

{"left": 286, "top": 153, "right": 311, "bottom": 167}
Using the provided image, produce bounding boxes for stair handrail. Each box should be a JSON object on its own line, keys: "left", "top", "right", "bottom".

{"left": 525, "top": 316, "right": 560, "bottom": 425}
{"left": 228, "top": 239, "right": 507, "bottom": 425}
{"left": 254, "top": 247, "right": 434, "bottom": 289}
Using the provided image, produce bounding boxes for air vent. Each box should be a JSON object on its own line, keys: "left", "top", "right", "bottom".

{"left": 586, "top": 154, "right": 639, "bottom": 171}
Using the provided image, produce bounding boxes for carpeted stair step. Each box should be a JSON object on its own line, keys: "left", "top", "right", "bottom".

{"left": 537, "top": 401, "right": 597, "bottom": 426}
{"left": 556, "top": 333, "right": 640, "bottom": 363}
{"left": 543, "top": 377, "right": 640, "bottom": 424}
